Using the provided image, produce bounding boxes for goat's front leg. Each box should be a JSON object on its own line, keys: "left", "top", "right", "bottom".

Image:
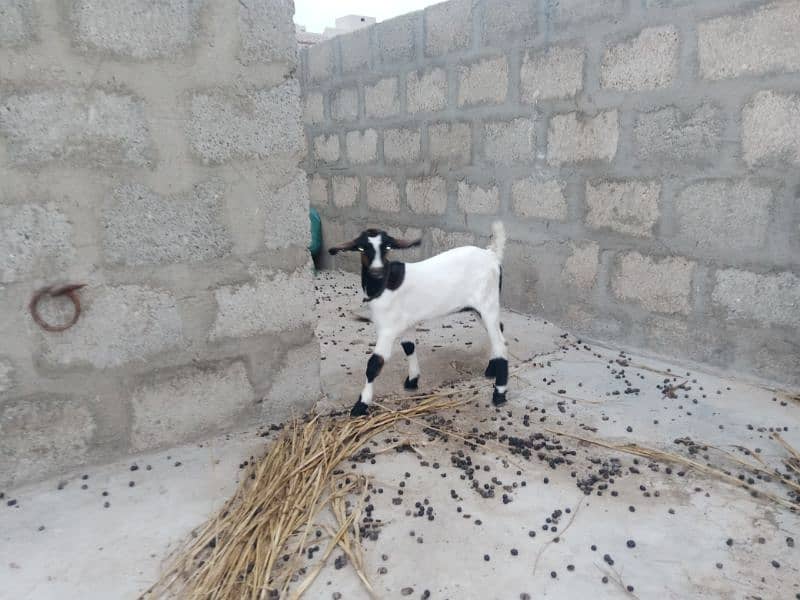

{"left": 400, "top": 340, "right": 420, "bottom": 390}
{"left": 351, "top": 330, "right": 396, "bottom": 417}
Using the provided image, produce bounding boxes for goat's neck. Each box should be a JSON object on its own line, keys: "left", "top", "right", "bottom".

{"left": 361, "top": 261, "right": 405, "bottom": 301}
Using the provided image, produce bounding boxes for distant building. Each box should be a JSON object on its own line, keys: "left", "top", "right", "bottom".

{"left": 296, "top": 14, "right": 375, "bottom": 47}
{"left": 296, "top": 25, "right": 324, "bottom": 49}
{"left": 324, "top": 15, "right": 376, "bottom": 37}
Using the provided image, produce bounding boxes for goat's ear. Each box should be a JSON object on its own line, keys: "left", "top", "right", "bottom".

{"left": 388, "top": 237, "right": 422, "bottom": 250}
{"left": 328, "top": 238, "right": 361, "bottom": 255}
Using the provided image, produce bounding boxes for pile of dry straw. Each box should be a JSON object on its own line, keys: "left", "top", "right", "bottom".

{"left": 146, "top": 393, "right": 465, "bottom": 600}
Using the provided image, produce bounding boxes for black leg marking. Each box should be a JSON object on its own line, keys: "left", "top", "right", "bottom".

{"left": 491, "top": 358, "right": 508, "bottom": 406}
{"left": 366, "top": 354, "right": 384, "bottom": 382}
{"left": 493, "top": 358, "right": 508, "bottom": 387}
{"left": 492, "top": 389, "right": 507, "bottom": 406}
{"left": 500, "top": 322, "right": 504, "bottom": 333}
{"left": 485, "top": 358, "right": 500, "bottom": 378}
{"left": 402, "top": 342, "right": 418, "bottom": 389}
{"left": 350, "top": 398, "right": 369, "bottom": 417}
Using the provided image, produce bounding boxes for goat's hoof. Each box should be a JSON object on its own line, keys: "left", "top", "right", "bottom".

{"left": 350, "top": 400, "right": 370, "bottom": 417}
{"left": 491, "top": 389, "right": 507, "bottom": 406}
{"left": 484, "top": 359, "right": 499, "bottom": 378}
{"left": 404, "top": 376, "right": 419, "bottom": 390}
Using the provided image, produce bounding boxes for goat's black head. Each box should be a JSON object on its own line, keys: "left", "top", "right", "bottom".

{"left": 328, "top": 229, "right": 421, "bottom": 277}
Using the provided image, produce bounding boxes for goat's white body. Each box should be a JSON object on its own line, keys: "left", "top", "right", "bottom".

{"left": 358, "top": 223, "right": 507, "bottom": 406}
{"left": 368, "top": 246, "right": 501, "bottom": 333}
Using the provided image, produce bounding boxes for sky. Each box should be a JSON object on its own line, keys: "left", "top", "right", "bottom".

{"left": 294, "top": 0, "right": 438, "bottom": 33}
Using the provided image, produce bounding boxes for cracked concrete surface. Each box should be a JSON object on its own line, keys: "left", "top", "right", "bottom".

{"left": 1, "top": 271, "right": 798, "bottom": 600}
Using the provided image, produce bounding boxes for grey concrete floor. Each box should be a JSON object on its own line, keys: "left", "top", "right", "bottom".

{"left": 1, "top": 270, "right": 799, "bottom": 600}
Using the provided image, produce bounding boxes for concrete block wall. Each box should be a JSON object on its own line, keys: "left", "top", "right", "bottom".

{"left": 302, "top": 0, "right": 800, "bottom": 388}
{"left": 0, "top": 0, "right": 320, "bottom": 489}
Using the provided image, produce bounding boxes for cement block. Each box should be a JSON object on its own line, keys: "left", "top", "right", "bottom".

{"left": 303, "top": 91, "right": 324, "bottom": 125}
{"left": 365, "top": 177, "right": 401, "bottom": 212}
{"left": 483, "top": 0, "right": 537, "bottom": 47}
{"left": 546, "top": 0, "right": 624, "bottom": 25}
{"left": 699, "top": 1, "right": 800, "bottom": 80}
{"left": 429, "top": 121, "right": 471, "bottom": 166}
{"left": 102, "top": 180, "right": 231, "bottom": 266}
{"left": 407, "top": 67, "right": 448, "bottom": 113}
{"left": 425, "top": 0, "right": 472, "bottom": 57}
{"left": 511, "top": 178, "right": 567, "bottom": 220}
{"left": 520, "top": 45, "right": 584, "bottom": 103}
{"left": 407, "top": 176, "right": 448, "bottom": 215}
{"left": 484, "top": 118, "right": 535, "bottom": 165}
{"left": 457, "top": 180, "right": 499, "bottom": 215}
{"left": 562, "top": 305, "right": 625, "bottom": 340}
{"left": 345, "top": 129, "right": 378, "bottom": 164}
{"left": 263, "top": 171, "right": 309, "bottom": 250}
{"left": 675, "top": 180, "right": 772, "bottom": 254}
{"left": 744, "top": 329, "right": 800, "bottom": 387}
{"left": 41, "top": 285, "right": 184, "bottom": 369}
{"left": 237, "top": 0, "right": 296, "bottom": 65}
{"left": 713, "top": 268, "right": 800, "bottom": 328}
{"left": 644, "top": 315, "right": 730, "bottom": 368}
{"left": 0, "top": 0, "right": 36, "bottom": 47}
{"left": 0, "top": 394, "right": 96, "bottom": 488}
{"left": 385, "top": 225, "right": 424, "bottom": 262}
{"left": 263, "top": 341, "right": 321, "bottom": 421}
{"left": 743, "top": 90, "right": 800, "bottom": 167}
{"left": 0, "top": 358, "right": 14, "bottom": 394}
{"left": 69, "top": 0, "right": 201, "bottom": 59}
{"left": 457, "top": 55, "right": 509, "bottom": 106}
{"left": 211, "top": 266, "right": 315, "bottom": 340}
{"left": 601, "top": 26, "right": 680, "bottom": 90}
{"left": 500, "top": 241, "right": 540, "bottom": 311}
{"left": 430, "top": 228, "right": 475, "bottom": 254}
{"left": 131, "top": 361, "right": 254, "bottom": 451}
{"left": 188, "top": 81, "right": 303, "bottom": 164}
{"left": 332, "top": 176, "right": 359, "bottom": 208}
{"left": 547, "top": 110, "right": 619, "bottom": 165}
{"left": 365, "top": 77, "right": 400, "bottom": 119}
{"left": 505, "top": 239, "right": 569, "bottom": 315}
{"left": 383, "top": 127, "right": 421, "bottom": 164}
{"left": 375, "top": 13, "right": 416, "bottom": 64}
{"left": 340, "top": 27, "right": 371, "bottom": 74}
{"left": 633, "top": 104, "right": 722, "bottom": 169}
{"left": 307, "top": 39, "right": 335, "bottom": 82}
{"left": 0, "top": 87, "right": 153, "bottom": 168}
{"left": 318, "top": 219, "right": 361, "bottom": 271}
{"left": 309, "top": 174, "right": 328, "bottom": 207}
{"left": 0, "top": 202, "right": 73, "bottom": 284}
{"left": 564, "top": 242, "right": 599, "bottom": 289}
{"left": 586, "top": 180, "right": 661, "bottom": 238}
{"left": 612, "top": 252, "right": 694, "bottom": 315}
{"left": 313, "top": 134, "right": 340, "bottom": 163}
{"left": 331, "top": 87, "right": 358, "bottom": 122}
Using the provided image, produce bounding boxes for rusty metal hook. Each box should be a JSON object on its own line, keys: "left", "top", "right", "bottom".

{"left": 29, "top": 283, "right": 87, "bottom": 332}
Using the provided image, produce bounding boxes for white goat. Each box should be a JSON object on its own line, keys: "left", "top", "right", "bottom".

{"left": 328, "top": 222, "right": 508, "bottom": 416}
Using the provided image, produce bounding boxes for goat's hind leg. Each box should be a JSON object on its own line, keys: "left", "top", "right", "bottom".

{"left": 400, "top": 340, "right": 420, "bottom": 390}
{"left": 480, "top": 308, "right": 508, "bottom": 406}
{"left": 351, "top": 331, "right": 395, "bottom": 417}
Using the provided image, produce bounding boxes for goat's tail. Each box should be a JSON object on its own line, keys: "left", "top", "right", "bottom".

{"left": 488, "top": 221, "right": 506, "bottom": 263}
